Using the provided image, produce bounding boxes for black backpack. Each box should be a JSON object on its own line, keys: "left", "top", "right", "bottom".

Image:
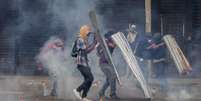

{"left": 71, "top": 40, "right": 78, "bottom": 57}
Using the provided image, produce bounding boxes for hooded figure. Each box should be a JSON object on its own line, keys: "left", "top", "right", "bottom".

{"left": 79, "top": 25, "right": 91, "bottom": 40}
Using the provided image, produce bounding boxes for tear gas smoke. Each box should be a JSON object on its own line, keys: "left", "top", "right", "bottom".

{"left": 36, "top": 36, "right": 77, "bottom": 99}
{"left": 1, "top": 0, "right": 201, "bottom": 100}
{"left": 168, "top": 88, "right": 192, "bottom": 101}
{"left": 35, "top": 0, "right": 140, "bottom": 99}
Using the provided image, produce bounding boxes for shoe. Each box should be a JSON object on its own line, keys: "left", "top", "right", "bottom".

{"left": 82, "top": 97, "right": 92, "bottom": 101}
{"left": 73, "top": 89, "right": 82, "bottom": 100}
{"left": 50, "top": 88, "right": 57, "bottom": 96}
{"left": 99, "top": 96, "right": 104, "bottom": 101}
{"left": 98, "top": 92, "right": 104, "bottom": 98}
{"left": 50, "top": 91, "right": 57, "bottom": 96}
{"left": 99, "top": 93, "right": 105, "bottom": 101}
{"left": 110, "top": 94, "right": 120, "bottom": 99}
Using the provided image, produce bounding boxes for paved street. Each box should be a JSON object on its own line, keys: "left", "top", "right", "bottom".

{"left": 0, "top": 76, "right": 200, "bottom": 101}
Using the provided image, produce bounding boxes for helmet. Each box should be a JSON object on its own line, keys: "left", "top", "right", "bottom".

{"left": 104, "top": 30, "right": 116, "bottom": 39}
{"left": 131, "top": 24, "right": 136, "bottom": 29}
{"left": 79, "top": 25, "right": 91, "bottom": 38}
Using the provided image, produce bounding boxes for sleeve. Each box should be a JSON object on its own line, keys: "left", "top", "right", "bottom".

{"left": 76, "top": 38, "right": 86, "bottom": 50}
{"left": 96, "top": 44, "right": 103, "bottom": 57}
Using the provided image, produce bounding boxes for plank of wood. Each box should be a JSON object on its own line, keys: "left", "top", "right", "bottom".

{"left": 163, "top": 35, "right": 192, "bottom": 75}
{"left": 112, "top": 32, "right": 151, "bottom": 98}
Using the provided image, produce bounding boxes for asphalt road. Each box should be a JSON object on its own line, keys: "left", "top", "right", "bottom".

{"left": 0, "top": 76, "right": 200, "bottom": 101}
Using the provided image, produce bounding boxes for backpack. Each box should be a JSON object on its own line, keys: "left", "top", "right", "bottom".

{"left": 71, "top": 40, "right": 78, "bottom": 57}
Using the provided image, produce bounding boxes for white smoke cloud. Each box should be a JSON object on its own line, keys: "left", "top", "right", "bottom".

{"left": 45, "top": 0, "right": 100, "bottom": 42}
{"left": 168, "top": 88, "right": 192, "bottom": 101}
{"left": 36, "top": 36, "right": 77, "bottom": 99}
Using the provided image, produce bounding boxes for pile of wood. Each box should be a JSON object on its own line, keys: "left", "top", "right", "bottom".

{"left": 163, "top": 35, "right": 192, "bottom": 75}
{"left": 112, "top": 32, "right": 151, "bottom": 98}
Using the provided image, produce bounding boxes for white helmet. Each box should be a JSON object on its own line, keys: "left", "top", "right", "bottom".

{"left": 131, "top": 24, "right": 136, "bottom": 29}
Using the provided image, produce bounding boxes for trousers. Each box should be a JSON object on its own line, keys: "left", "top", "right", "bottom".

{"left": 99, "top": 63, "right": 117, "bottom": 96}
{"left": 153, "top": 61, "right": 168, "bottom": 92}
{"left": 76, "top": 65, "right": 94, "bottom": 98}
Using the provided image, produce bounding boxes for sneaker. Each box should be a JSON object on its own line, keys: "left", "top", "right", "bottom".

{"left": 110, "top": 94, "right": 120, "bottom": 99}
{"left": 98, "top": 92, "right": 104, "bottom": 98}
{"left": 50, "top": 91, "right": 57, "bottom": 96}
{"left": 99, "top": 94, "right": 105, "bottom": 101}
{"left": 82, "top": 97, "right": 92, "bottom": 101}
{"left": 73, "top": 89, "right": 82, "bottom": 100}
{"left": 99, "top": 96, "right": 104, "bottom": 101}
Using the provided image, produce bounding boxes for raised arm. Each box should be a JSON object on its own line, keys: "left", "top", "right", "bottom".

{"left": 86, "top": 38, "right": 97, "bottom": 53}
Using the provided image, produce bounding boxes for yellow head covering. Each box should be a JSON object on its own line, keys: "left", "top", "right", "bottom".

{"left": 79, "top": 25, "right": 91, "bottom": 39}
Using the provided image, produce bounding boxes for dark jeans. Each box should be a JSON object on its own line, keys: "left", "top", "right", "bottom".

{"left": 76, "top": 65, "right": 94, "bottom": 98}
{"left": 153, "top": 61, "right": 167, "bottom": 92}
{"left": 154, "top": 61, "right": 166, "bottom": 78}
{"left": 99, "top": 63, "right": 117, "bottom": 96}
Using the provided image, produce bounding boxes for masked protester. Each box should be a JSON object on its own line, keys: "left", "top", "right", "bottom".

{"left": 126, "top": 24, "right": 153, "bottom": 78}
{"left": 73, "top": 25, "right": 97, "bottom": 101}
{"left": 127, "top": 24, "right": 137, "bottom": 43}
{"left": 96, "top": 30, "right": 120, "bottom": 99}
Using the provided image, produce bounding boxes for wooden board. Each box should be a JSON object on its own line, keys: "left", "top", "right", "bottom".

{"left": 163, "top": 35, "right": 192, "bottom": 75}
{"left": 112, "top": 32, "right": 151, "bottom": 98}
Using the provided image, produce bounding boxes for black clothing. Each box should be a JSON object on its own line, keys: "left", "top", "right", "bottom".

{"left": 76, "top": 65, "right": 94, "bottom": 98}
